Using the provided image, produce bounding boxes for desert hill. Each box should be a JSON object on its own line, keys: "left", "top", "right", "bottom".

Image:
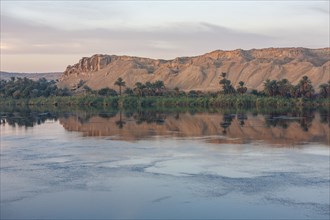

{"left": 58, "top": 47, "right": 330, "bottom": 91}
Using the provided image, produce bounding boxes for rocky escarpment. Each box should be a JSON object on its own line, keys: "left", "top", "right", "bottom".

{"left": 58, "top": 47, "right": 330, "bottom": 91}
{"left": 63, "top": 54, "right": 112, "bottom": 75}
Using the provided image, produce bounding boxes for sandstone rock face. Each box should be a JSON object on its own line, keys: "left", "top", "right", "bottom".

{"left": 63, "top": 54, "right": 112, "bottom": 76}
{"left": 58, "top": 48, "right": 330, "bottom": 91}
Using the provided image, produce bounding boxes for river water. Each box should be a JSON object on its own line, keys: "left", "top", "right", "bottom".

{"left": 1, "top": 108, "right": 329, "bottom": 219}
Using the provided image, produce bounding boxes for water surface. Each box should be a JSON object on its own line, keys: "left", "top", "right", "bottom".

{"left": 1, "top": 108, "right": 329, "bottom": 219}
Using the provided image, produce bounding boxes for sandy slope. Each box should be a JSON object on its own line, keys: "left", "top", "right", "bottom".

{"left": 58, "top": 47, "right": 330, "bottom": 91}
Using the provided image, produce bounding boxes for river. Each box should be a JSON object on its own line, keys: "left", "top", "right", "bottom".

{"left": 1, "top": 108, "right": 329, "bottom": 219}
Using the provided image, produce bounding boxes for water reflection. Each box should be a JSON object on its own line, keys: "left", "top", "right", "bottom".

{"left": 1, "top": 107, "right": 329, "bottom": 219}
{"left": 264, "top": 110, "right": 316, "bottom": 131}
{"left": 220, "top": 114, "right": 235, "bottom": 134}
{"left": 0, "top": 111, "right": 58, "bottom": 127}
{"left": 1, "top": 107, "right": 329, "bottom": 145}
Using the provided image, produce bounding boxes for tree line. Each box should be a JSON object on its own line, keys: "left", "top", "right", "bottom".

{"left": 0, "top": 77, "right": 70, "bottom": 99}
{"left": 82, "top": 78, "right": 167, "bottom": 97}
{"left": 219, "top": 72, "right": 329, "bottom": 99}
{"left": 93, "top": 73, "right": 329, "bottom": 99}
{"left": 1, "top": 74, "right": 329, "bottom": 99}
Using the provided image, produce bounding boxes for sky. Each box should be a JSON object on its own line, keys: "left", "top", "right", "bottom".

{"left": 0, "top": 0, "right": 329, "bottom": 72}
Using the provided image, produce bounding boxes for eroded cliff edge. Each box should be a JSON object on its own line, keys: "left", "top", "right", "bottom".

{"left": 58, "top": 47, "right": 330, "bottom": 91}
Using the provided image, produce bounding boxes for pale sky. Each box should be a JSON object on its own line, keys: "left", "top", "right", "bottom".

{"left": 1, "top": 0, "right": 329, "bottom": 72}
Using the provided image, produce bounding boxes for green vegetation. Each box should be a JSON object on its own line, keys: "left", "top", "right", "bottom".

{"left": 114, "top": 77, "right": 126, "bottom": 96}
{"left": 219, "top": 72, "right": 236, "bottom": 94}
{"left": 263, "top": 76, "right": 316, "bottom": 98}
{"left": 236, "top": 81, "right": 247, "bottom": 94}
{"left": 0, "top": 77, "right": 70, "bottom": 98}
{"left": 1, "top": 75, "right": 329, "bottom": 109}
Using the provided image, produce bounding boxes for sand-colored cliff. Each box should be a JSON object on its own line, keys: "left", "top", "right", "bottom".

{"left": 58, "top": 47, "right": 330, "bottom": 91}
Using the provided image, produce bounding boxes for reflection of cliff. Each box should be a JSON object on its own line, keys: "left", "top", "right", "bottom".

{"left": 59, "top": 113, "right": 329, "bottom": 145}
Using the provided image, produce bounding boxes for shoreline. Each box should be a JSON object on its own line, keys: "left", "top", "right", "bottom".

{"left": 1, "top": 95, "right": 329, "bottom": 109}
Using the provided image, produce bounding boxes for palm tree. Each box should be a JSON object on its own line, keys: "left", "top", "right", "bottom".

{"left": 154, "top": 80, "right": 165, "bottom": 89}
{"left": 83, "top": 85, "right": 92, "bottom": 95}
{"left": 263, "top": 79, "right": 271, "bottom": 96}
{"left": 145, "top": 81, "right": 153, "bottom": 89}
{"left": 174, "top": 87, "right": 180, "bottom": 96}
{"left": 154, "top": 80, "right": 165, "bottom": 96}
{"left": 297, "top": 76, "right": 314, "bottom": 98}
{"left": 133, "top": 82, "right": 143, "bottom": 97}
{"left": 219, "top": 72, "right": 235, "bottom": 94}
{"left": 263, "top": 79, "right": 278, "bottom": 97}
{"left": 319, "top": 81, "right": 330, "bottom": 98}
{"left": 114, "top": 77, "right": 126, "bottom": 96}
{"left": 135, "top": 82, "right": 145, "bottom": 90}
{"left": 277, "top": 79, "right": 292, "bottom": 97}
{"left": 236, "top": 81, "right": 247, "bottom": 94}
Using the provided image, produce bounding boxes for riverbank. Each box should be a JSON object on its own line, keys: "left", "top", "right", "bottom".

{"left": 1, "top": 94, "right": 329, "bottom": 109}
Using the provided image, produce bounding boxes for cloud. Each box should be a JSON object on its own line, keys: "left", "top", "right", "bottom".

{"left": 310, "top": 6, "right": 329, "bottom": 15}
{"left": 1, "top": 9, "right": 328, "bottom": 72}
{"left": 1, "top": 1, "right": 128, "bottom": 30}
{"left": 1, "top": 15, "right": 275, "bottom": 58}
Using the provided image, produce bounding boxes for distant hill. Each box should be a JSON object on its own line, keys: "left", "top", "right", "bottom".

{"left": 58, "top": 47, "right": 330, "bottom": 91}
{"left": 0, "top": 72, "right": 62, "bottom": 81}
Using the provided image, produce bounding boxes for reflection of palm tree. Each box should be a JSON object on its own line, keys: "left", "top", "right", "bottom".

{"left": 319, "top": 108, "right": 330, "bottom": 125}
{"left": 220, "top": 114, "right": 234, "bottom": 134}
{"left": 115, "top": 111, "right": 125, "bottom": 129}
{"left": 237, "top": 113, "right": 247, "bottom": 126}
{"left": 299, "top": 111, "right": 314, "bottom": 132}
{"left": 265, "top": 113, "right": 290, "bottom": 128}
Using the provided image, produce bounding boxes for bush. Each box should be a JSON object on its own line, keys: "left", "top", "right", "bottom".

{"left": 98, "top": 88, "right": 118, "bottom": 96}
